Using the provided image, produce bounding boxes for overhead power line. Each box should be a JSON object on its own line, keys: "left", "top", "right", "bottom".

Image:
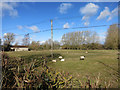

{"left": 13, "top": 24, "right": 111, "bottom": 36}
{"left": 53, "top": 25, "right": 109, "bottom": 31}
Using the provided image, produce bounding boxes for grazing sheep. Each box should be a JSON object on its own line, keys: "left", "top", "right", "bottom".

{"left": 52, "top": 60, "right": 56, "bottom": 62}
{"left": 80, "top": 56, "right": 85, "bottom": 60}
{"left": 59, "top": 56, "right": 63, "bottom": 59}
{"left": 85, "top": 51, "right": 88, "bottom": 53}
{"left": 61, "top": 59, "right": 65, "bottom": 61}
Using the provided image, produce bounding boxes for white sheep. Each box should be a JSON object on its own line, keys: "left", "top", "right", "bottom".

{"left": 59, "top": 56, "right": 63, "bottom": 59}
{"left": 85, "top": 51, "right": 88, "bottom": 53}
{"left": 80, "top": 56, "right": 85, "bottom": 60}
{"left": 52, "top": 60, "right": 56, "bottom": 62}
{"left": 61, "top": 59, "right": 65, "bottom": 61}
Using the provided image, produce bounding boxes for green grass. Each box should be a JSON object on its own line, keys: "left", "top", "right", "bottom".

{"left": 48, "top": 50, "right": 118, "bottom": 87}
{"left": 6, "top": 50, "right": 118, "bottom": 88}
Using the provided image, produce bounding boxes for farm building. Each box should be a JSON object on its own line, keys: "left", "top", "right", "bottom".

{"left": 11, "top": 45, "right": 29, "bottom": 51}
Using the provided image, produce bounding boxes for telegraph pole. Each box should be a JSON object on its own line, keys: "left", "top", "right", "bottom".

{"left": 51, "top": 20, "right": 53, "bottom": 58}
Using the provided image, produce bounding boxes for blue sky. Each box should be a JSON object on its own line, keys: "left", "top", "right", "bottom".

{"left": 2, "top": 2, "right": 118, "bottom": 44}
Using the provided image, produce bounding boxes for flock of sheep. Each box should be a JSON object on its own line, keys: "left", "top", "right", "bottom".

{"left": 52, "top": 56, "right": 65, "bottom": 62}
{"left": 52, "top": 51, "right": 88, "bottom": 63}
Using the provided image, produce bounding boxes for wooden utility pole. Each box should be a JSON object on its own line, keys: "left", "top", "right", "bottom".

{"left": 51, "top": 20, "right": 53, "bottom": 58}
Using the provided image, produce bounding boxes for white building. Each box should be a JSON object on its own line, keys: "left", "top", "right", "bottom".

{"left": 11, "top": 46, "right": 29, "bottom": 51}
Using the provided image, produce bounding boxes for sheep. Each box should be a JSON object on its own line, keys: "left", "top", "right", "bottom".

{"left": 59, "top": 56, "right": 63, "bottom": 59}
{"left": 85, "top": 51, "right": 88, "bottom": 54}
{"left": 80, "top": 56, "right": 85, "bottom": 60}
{"left": 61, "top": 59, "right": 65, "bottom": 61}
{"left": 52, "top": 60, "right": 56, "bottom": 62}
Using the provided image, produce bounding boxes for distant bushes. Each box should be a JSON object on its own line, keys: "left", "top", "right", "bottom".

{"left": 61, "top": 43, "right": 105, "bottom": 50}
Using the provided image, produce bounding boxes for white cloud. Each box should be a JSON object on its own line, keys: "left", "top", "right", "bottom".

{"left": 63, "top": 22, "right": 70, "bottom": 29}
{"left": 17, "top": 25, "right": 28, "bottom": 32}
{"left": 80, "top": 3, "right": 99, "bottom": 26}
{"left": 97, "top": 7, "right": 110, "bottom": 20}
{"left": 1, "top": 2, "right": 18, "bottom": 17}
{"left": 108, "top": 7, "right": 118, "bottom": 21}
{"left": 82, "top": 15, "right": 90, "bottom": 21}
{"left": 17, "top": 25, "right": 23, "bottom": 29}
{"left": 80, "top": 3, "right": 99, "bottom": 16}
{"left": 97, "top": 7, "right": 118, "bottom": 21}
{"left": 59, "top": 3, "right": 72, "bottom": 14}
{"left": 26, "top": 25, "right": 40, "bottom": 32}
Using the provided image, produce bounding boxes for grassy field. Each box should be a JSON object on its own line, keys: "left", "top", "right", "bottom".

{"left": 6, "top": 50, "right": 118, "bottom": 88}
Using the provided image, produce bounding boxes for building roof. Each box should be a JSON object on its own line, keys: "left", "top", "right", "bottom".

{"left": 11, "top": 45, "right": 28, "bottom": 48}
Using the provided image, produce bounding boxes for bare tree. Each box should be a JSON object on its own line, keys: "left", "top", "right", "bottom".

{"left": 105, "top": 24, "right": 118, "bottom": 49}
{"left": 4, "top": 33, "right": 15, "bottom": 45}
{"left": 3, "top": 33, "right": 15, "bottom": 51}
{"left": 61, "top": 31, "right": 100, "bottom": 49}
{"left": 22, "top": 34, "right": 30, "bottom": 46}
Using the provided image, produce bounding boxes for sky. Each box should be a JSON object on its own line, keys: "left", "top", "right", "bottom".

{"left": 2, "top": 2, "right": 118, "bottom": 45}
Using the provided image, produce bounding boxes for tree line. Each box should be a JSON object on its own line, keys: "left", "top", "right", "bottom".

{"left": 61, "top": 30, "right": 100, "bottom": 50}
{"left": 1, "top": 24, "right": 118, "bottom": 51}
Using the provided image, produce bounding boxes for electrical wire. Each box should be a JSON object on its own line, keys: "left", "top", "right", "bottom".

{"left": 13, "top": 24, "right": 112, "bottom": 36}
